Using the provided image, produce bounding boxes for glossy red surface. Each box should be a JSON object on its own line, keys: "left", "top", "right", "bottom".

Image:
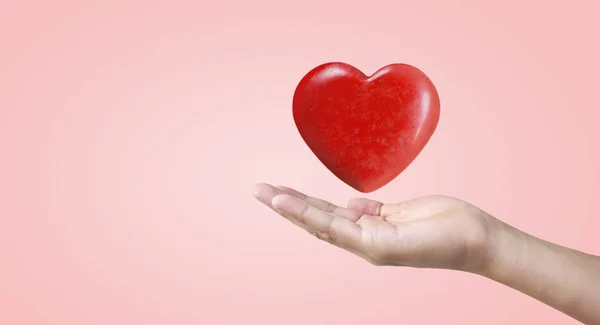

{"left": 293, "top": 62, "right": 440, "bottom": 193}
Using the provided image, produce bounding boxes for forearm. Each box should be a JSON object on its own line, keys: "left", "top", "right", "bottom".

{"left": 482, "top": 219, "right": 600, "bottom": 324}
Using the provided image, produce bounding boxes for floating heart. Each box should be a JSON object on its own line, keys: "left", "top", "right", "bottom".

{"left": 292, "top": 62, "right": 440, "bottom": 193}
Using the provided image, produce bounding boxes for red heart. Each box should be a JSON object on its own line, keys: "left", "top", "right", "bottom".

{"left": 292, "top": 62, "right": 440, "bottom": 193}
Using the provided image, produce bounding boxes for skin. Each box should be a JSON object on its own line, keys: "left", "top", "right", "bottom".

{"left": 253, "top": 183, "right": 600, "bottom": 325}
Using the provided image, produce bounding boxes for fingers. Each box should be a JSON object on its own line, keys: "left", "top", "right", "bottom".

{"left": 254, "top": 183, "right": 307, "bottom": 228}
{"left": 347, "top": 198, "right": 383, "bottom": 216}
{"left": 275, "top": 186, "right": 333, "bottom": 210}
{"left": 253, "top": 183, "right": 363, "bottom": 250}
{"left": 276, "top": 186, "right": 363, "bottom": 221}
{"left": 274, "top": 186, "right": 308, "bottom": 200}
{"left": 347, "top": 197, "right": 431, "bottom": 222}
{"left": 253, "top": 183, "right": 282, "bottom": 206}
{"left": 271, "top": 194, "right": 362, "bottom": 249}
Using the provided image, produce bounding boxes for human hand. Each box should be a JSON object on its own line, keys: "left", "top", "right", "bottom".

{"left": 253, "top": 183, "right": 498, "bottom": 273}
{"left": 254, "top": 183, "right": 600, "bottom": 323}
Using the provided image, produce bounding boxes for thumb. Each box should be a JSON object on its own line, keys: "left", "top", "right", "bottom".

{"left": 346, "top": 198, "right": 414, "bottom": 219}
{"left": 347, "top": 197, "right": 448, "bottom": 222}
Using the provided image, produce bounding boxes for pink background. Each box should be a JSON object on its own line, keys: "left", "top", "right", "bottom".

{"left": 1, "top": 0, "right": 599, "bottom": 324}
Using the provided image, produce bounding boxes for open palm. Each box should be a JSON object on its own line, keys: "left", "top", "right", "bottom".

{"left": 254, "top": 183, "right": 495, "bottom": 272}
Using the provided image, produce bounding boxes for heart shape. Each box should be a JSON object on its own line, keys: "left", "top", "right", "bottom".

{"left": 292, "top": 62, "right": 440, "bottom": 193}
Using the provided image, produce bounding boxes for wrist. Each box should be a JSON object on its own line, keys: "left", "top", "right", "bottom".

{"left": 477, "top": 215, "right": 526, "bottom": 280}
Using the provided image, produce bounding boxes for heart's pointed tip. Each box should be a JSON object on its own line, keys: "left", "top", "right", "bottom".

{"left": 349, "top": 184, "right": 379, "bottom": 194}
{"left": 360, "top": 189, "right": 378, "bottom": 194}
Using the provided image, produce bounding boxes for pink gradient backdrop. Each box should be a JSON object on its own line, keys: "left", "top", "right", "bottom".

{"left": 1, "top": 0, "right": 598, "bottom": 324}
